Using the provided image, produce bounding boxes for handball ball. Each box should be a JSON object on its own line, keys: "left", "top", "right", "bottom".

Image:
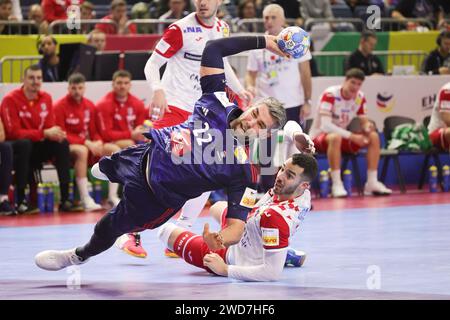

{"left": 277, "top": 26, "right": 310, "bottom": 59}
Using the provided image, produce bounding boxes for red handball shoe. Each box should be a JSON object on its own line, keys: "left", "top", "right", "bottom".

{"left": 115, "top": 233, "right": 148, "bottom": 258}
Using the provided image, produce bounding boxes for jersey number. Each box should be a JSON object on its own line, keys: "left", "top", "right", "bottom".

{"left": 193, "top": 122, "right": 213, "bottom": 145}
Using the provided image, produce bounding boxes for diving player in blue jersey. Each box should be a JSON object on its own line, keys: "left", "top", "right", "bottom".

{"left": 34, "top": 33, "right": 290, "bottom": 271}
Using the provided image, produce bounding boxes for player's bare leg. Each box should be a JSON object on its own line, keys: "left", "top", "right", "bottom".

{"left": 326, "top": 133, "right": 347, "bottom": 197}
{"left": 70, "top": 144, "right": 102, "bottom": 211}
{"left": 364, "top": 131, "right": 391, "bottom": 195}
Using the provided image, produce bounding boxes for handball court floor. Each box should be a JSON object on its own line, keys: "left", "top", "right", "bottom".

{"left": 1, "top": 190, "right": 450, "bottom": 300}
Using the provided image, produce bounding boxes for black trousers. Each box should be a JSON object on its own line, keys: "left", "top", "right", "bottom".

{"left": 0, "top": 142, "right": 13, "bottom": 195}
{"left": 10, "top": 139, "right": 71, "bottom": 204}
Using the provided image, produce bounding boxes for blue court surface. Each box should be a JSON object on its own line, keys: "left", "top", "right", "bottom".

{"left": 1, "top": 202, "right": 450, "bottom": 300}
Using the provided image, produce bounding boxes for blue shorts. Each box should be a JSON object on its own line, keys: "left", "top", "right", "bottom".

{"left": 98, "top": 143, "right": 182, "bottom": 232}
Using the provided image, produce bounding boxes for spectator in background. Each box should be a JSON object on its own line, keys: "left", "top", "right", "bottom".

{"left": 345, "top": 0, "right": 371, "bottom": 13}
{"left": 54, "top": 73, "right": 117, "bottom": 211}
{"left": 158, "top": 0, "right": 189, "bottom": 33}
{"left": 131, "top": 2, "right": 153, "bottom": 33}
{"left": 95, "top": 0, "right": 137, "bottom": 35}
{"left": 300, "top": 0, "right": 334, "bottom": 21}
{"left": 422, "top": 30, "right": 450, "bottom": 75}
{"left": 28, "top": 4, "right": 49, "bottom": 34}
{"left": 344, "top": 30, "right": 385, "bottom": 75}
{"left": 235, "top": 0, "right": 260, "bottom": 33}
{"left": 87, "top": 29, "right": 106, "bottom": 51}
{"left": 37, "top": 34, "right": 60, "bottom": 82}
{"left": 0, "top": 118, "right": 15, "bottom": 216}
{"left": 95, "top": 70, "right": 147, "bottom": 207}
{"left": 391, "top": 0, "right": 444, "bottom": 30}
{"left": 80, "top": 1, "right": 94, "bottom": 19}
{"left": 0, "top": 0, "right": 19, "bottom": 34}
{"left": 41, "top": 0, "right": 83, "bottom": 23}
{"left": 0, "top": 65, "right": 81, "bottom": 213}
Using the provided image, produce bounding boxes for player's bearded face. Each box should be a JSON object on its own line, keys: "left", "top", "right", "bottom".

{"left": 274, "top": 160, "right": 307, "bottom": 196}
{"left": 231, "top": 104, "right": 274, "bottom": 140}
{"left": 113, "top": 77, "right": 131, "bottom": 98}
{"left": 69, "top": 83, "right": 85, "bottom": 102}
{"left": 195, "top": 0, "right": 222, "bottom": 19}
{"left": 343, "top": 78, "right": 363, "bottom": 98}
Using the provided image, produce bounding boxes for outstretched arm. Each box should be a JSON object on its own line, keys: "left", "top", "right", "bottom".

{"left": 199, "top": 35, "right": 289, "bottom": 93}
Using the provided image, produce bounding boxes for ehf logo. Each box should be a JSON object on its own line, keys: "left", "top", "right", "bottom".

{"left": 282, "top": 32, "right": 295, "bottom": 50}
{"left": 376, "top": 92, "right": 395, "bottom": 113}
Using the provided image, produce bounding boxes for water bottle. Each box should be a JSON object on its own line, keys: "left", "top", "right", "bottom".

{"left": 37, "top": 183, "right": 47, "bottom": 213}
{"left": 319, "top": 170, "right": 329, "bottom": 198}
{"left": 343, "top": 169, "right": 352, "bottom": 197}
{"left": 429, "top": 165, "right": 438, "bottom": 193}
{"left": 46, "top": 183, "right": 54, "bottom": 213}
{"left": 443, "top": 165, "right": 449, "bottom": 192}
{"left": 8, "top": 185, "right": 15, "bottom": 205}
{"left": 25, "top": 184, "right": 30, "bottom": 203}
{"left": 88, "top": 181, "right": 94, "bottom": 199}
{"left": 94, "top": 181, "right": 103, "bottom": 204}
{"left": 68, "top": 182, "right": 74, "bottom": 202}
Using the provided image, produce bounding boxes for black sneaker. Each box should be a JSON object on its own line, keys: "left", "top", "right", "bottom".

{"left": 16, "top": 200, "right": 39, "bottom": 215}
{"left": 0, "top": 200, "right": 17, "bottom": 216}
{"left": 59, "top": 200, "right": 84, "bottom": 213}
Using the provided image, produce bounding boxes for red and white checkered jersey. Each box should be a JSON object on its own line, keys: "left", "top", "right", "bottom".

{"left": 154, "top": 12, "right": 230, "bottom": 112}
{"left": 309, "top": 85, "right": 367, "bottom": 139}
{"left": 428, "top": 82, "right": 450, "bottom": 132}
{"left": 226, "top": 189, "right": 311, "bottom": 267}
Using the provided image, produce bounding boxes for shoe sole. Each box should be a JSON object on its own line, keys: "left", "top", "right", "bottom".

{"left": 165, "top": 251, "right": 180, "bottom": 258}
{"left": 299, "top": 254, "right": 307, "bottom": 267}
{"left": 123, "top": 248, "right": 147, "bottom": 259}
{"left": 364, "top": 191, "right": 392, "bottom": 196}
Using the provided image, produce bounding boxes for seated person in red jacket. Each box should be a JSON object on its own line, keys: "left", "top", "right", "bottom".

{"left": 41, "top": 0, "right": 83, "bottom": 23}
{"left": 95, "top": 70, "right": 147, "bottom": 206}
{"left": 0, "top": 64, "right": 80, "bottom": 213}
{"left": 95, "top": 0, "right": 137, "bottom": 35}
{"left": 54, "top": 73, "right": 117, "bottom": 211}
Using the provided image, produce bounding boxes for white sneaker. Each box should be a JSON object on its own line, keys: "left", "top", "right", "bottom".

{"left": 108, "top": 196, "right": 121, "bottom": 207}
{"left": 364, "top": 181, "right": 392, "bottom": 196}
{"left": 82, "top": 197, "right": 103, "bottom": 211}
{"left": 35, "top": 248, "right": 87, "bottom": 271}
{"left": 332, "top": 183, "right": 348, "bottom": 198}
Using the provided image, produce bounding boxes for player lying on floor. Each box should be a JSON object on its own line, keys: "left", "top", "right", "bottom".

{"left": 158, "top": 153, "right": 318, "bottom": 282}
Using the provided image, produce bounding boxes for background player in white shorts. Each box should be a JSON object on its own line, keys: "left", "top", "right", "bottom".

{"left": 427, "top": 82, "right": 450, "bottom": 152}
{"left": 158, "top": 153, "right": 318, "bottom": 281}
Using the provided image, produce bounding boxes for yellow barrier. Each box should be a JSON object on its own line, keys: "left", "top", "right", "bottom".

{"left": 0, "top": 35, "right": 87, "bottom": 83}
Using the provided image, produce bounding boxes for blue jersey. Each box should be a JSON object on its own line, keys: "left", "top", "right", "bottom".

{"left": 144, "top": 74, "right": 258, "bottom": 221}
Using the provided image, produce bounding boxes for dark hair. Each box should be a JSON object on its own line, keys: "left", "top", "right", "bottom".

{"left": 238, "top": 0, "right": 255, "bottom": 18}
{"left": 291, "top": 153, "right": 318, "bottom": 182}
{"left": 361, "top": 30, "right": 377, "bottom": 41}
{"left": 112, "top": 69, "right": 132, "bottom": 81}
{"left": 24, "top": 64, "right": 42, "bottom": 76}
{"left": 0, "top": 0, "right": 12, "bottom": 6}
{"left": 111, "top": 0, "right": 126, "bottom": 10}
{"left": 68, "top": 72, "right": 86, "bottom": 84}
{"left": 437, "top": 30, "right": 450, "bottom": 46}
{"left": 345, "top": 68, "right": 365, "bottom": 81}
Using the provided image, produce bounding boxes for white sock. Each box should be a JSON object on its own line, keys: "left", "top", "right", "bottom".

{"left": 330, "top": 170, "right": 343, "bottom": 185}
{"left": 0, "top": 194, "right": 9, "bottom": 202}
{"left": 176, "top": 191, "right": 211, "bottom": 228}
{"left": 91, "top": 163, "right": 109, "bottom": 181}
{"left": 108, "top": 182, "right": 119, "bottom": 199}
{"left": 76, "top": 177, "right": 90, "bottom": 201}
{"left": 367, "top": 170, "right": 378, "bottom": 184}
{"left": 157, "top": 222, "right": 179, "bottom": 251}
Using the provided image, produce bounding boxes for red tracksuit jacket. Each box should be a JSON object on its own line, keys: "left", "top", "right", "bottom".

{"left": 95, "top": 92, "right": 147, "bottom": 142}
{"left": 0, "top": 87, "right": 55, "bottom": 142}
{"left": 54, "top": 94, "right": 102, "bottom": 145}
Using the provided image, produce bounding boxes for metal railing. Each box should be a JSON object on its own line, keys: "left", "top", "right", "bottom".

{"left": 0, "top": 20, "right": 39, "bottom": 34}
{"left": 312, "top": 50, "right": 428, "bottom": 76}
{"left": 304, "top": 17, "right": 434, "bottom": 32}
{"left": 48, "top": 19, "right": 117, "bottom": 34}
{"left": 0, "top": 55, "right": 42, "bottom": 83}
